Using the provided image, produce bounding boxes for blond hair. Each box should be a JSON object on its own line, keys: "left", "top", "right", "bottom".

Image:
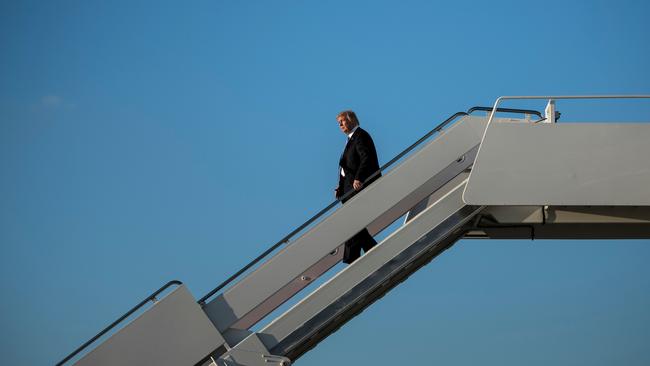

{"left": 336, "top": 110, "right": 359, "bottom": 126}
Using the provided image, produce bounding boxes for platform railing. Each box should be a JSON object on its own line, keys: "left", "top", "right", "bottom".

{"left": 484, "top": 95, "right": 650, "bottom": 131}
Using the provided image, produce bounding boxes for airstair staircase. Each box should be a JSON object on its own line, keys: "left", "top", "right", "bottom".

{"left": 56, "top": 95, "right": 650, "bottom": 366}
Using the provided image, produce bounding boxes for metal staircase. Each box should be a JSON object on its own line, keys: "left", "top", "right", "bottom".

{"left": 56, "top": 95, "right": 650, "bottom": 366}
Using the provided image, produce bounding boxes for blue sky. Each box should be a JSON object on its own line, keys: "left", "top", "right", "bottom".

{"left": 1, "top": 1, "right": 649, "bottom": 365}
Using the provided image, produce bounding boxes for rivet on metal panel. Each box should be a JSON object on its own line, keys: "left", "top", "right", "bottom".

{"left": 329, "top": 248, "right": 339, "bottom": 255}
{"left": 456, "top": 155, "right": 466, "bottom": 163}
{"left": 301, "top": 276, "right": 311, "bottom": 281}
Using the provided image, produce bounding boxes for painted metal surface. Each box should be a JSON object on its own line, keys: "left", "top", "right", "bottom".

{"left": 216, "top": 334, "right": 290, "bottom": 366}
{"left": 225, "top": 245, "right": 344, "bottom": 332}
{"left": 220, "top": 145, "right": 479, "bottom": 336}
{"left": 203, "top": 116, "right": 490, "bottom": 333}
{"left": 405, "top": 171, "right": 472, "bottom": 223}
{"left": 259, "top": 181, "right": 479, "bottom": 352}
{"left": 464, "top": 122, "right": 650, "bottom": 206}
{"left": 74, "top": 285, "right": 224, "bottom": 366}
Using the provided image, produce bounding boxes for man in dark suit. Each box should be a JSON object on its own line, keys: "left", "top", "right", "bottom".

{"left": 334, "top": 110, "right": 381, "bottom": 264}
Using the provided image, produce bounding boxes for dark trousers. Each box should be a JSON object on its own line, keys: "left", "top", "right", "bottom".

{"left": 342, "top": 228, "right": 376, "bottom": 264}
{"left": 340, "top": 185, "right": 377, "bottom": 264}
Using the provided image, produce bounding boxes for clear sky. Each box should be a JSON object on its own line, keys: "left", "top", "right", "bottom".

{"left": 1, "top": 1, "right": 649, "bottom": 365}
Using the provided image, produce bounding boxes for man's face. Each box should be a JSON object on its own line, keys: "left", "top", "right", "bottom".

{"left": 337, "top": 116, "right": 356, "bottom": 134}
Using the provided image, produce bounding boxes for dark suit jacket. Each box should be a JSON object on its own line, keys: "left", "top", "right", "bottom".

{"left": 337, "top": 127, "right": 380, "bottom": 202}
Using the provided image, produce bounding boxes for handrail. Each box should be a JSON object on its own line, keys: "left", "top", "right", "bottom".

{"left": 198, "top": 107, "right": 528, "bottom": 305}
{"left": 467, "top": 106, "right": 542, "bottom": 118}
{"left": 468, "top": 95, "right": 650, "bottom": 203}
{"left": 482, "top": 95, "right": 650, "bottom": 140}
{"left": 56, "top": 280, "right": 183, "bottom": 366}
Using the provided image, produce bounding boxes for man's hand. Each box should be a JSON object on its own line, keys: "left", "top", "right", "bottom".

{"left": 353, "top": 179, "right": 363, "bottom": 191}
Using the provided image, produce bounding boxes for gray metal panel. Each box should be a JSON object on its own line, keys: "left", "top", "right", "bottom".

{"left": 369, "top": 148, "right": 477, "bottom": 231}
{"left": 225, "top": 246, "right": 344, "bottom": 331}
{"left": 464, "top": 122, "right": 650, "bottom": 205}
{"left": 274, "top": 205, "right": 481, "bottom": 362}
{"left": 220, "top": 146, "right": 479, "bottom": 336}
{"left": 216, "top": 334, "right": 291, "bottom": 366}
{"left": 258, "top": 181, "right": 475, "bottom": 350}
{"left": 203, "top": 116, "right": 490, "bottom": 332}
{"left": 75, "top": 285, "right": 224, "bottom": 366}
{"left": 404, "top": 171, "right": 472, "bottom": 223}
